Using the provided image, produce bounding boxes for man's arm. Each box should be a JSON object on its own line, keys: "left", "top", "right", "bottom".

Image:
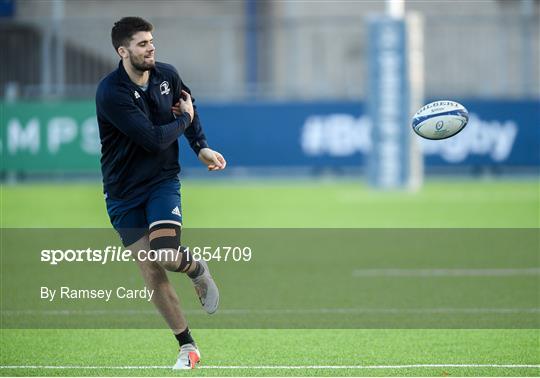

{"left": 168, "top": 66, "right": 208, "bottom": 155}
{"left": 185, "top": 110, "right": 209, "bottom": 155}
{"left": 98, "top": 88, "right": 193, "bottom": 154}
{"left": 172, "top": 91, "right": 226, "bottom": 171}
{"left": 177, "top": 83, "right": 209, "bottom": 155}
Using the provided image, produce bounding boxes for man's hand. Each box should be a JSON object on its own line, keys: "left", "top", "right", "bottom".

{"left": 198, "top": 148, "right": 227, "bottom": 171}
{"left": 171, "top": 90, "right": 194, "bottom": 123}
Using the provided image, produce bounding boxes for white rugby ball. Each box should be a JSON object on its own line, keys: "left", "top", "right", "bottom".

{"left": 412, "top": 100, "right": 469, "bottom": 140}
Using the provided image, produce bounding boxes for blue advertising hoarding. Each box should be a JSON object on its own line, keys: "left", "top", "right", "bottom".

{"left": 2, "top": 100, "right": 539, "bottom": 173}
{"left": 180, "top": 100, "right": 539, "bottom": 171}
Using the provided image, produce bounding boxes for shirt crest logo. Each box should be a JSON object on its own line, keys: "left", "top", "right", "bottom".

{"left": 134, "top": 90, "right": 140, "bottom": 99}
{"left": 160, "top": 81, "right": 170, "bottom": 95}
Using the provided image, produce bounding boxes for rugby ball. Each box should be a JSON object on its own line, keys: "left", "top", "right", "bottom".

{"left": 412, "top": 100, "right": 469, "bottom": 140}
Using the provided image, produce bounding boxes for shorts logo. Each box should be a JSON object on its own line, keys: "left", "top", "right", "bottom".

{"left": 160, "top": 81, "right": 170, "bottom": 95}
{"left": 171, "top": 206, "right": 181, "bottom": 216}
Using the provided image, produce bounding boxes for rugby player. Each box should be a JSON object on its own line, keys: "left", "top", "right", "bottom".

{"left": 95, "top": 17, "right": 226, "bottom": 370}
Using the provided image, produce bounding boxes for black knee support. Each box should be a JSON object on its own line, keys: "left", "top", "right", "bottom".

{"left": 148, "top": 223, "right": 194, "bottom": 273}
{"left": 149, "top": 223, "right": 180, "bottom": 250}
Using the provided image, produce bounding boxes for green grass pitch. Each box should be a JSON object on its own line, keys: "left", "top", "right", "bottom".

{"left": 1, "top": 179, "right": 539, "bottom": 376}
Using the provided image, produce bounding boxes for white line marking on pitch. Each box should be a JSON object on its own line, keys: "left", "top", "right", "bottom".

{"left": 352, "top": 268, "right": 540, "bottom": 277}
{"left": 2, "top": 307, "right": 539, "bottom": 316}
{"left": 0, "top": 364, "right": 539, "bottom": 370}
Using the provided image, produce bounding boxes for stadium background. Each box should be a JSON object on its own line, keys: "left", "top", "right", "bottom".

{"left": 2, "top": 0, "right": 539, "bottom": 179}
{"left": 1, "top": 0, "right": 539, "bottom": 376}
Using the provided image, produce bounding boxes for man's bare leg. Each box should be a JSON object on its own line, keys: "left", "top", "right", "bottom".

{"left": 129, "top": 234, "right": 187, "bottom": 333}
{"left": 130, "top": 234, "right": 201, "bottom": 369}
{"left": 146, "top": 224, "right": 219, "bottom": 314}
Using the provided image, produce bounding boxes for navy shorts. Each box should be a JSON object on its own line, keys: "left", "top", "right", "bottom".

{"left": 105, "top": 178, "right": 182, "bottom": 246}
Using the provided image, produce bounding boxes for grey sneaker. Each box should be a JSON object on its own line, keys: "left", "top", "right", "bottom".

{"left": 172, "top": 343, "right": 201, "bottom": 370}
{"left": 191, "top": 259, "right": 219, "bottom": 314}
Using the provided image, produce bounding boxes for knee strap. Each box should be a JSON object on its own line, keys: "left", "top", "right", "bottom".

{"left": 149, "top": 223, "right": 180, "bottom": 250}
{"left": 174, "top": 245, "right": 195, "bottom": 273}
{"left": 149, "top": 223, "right": 194, "bottom": 273}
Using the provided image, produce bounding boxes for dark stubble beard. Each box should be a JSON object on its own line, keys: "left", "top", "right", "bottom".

{"left": 129, "top": 52, "right": 155, "bottom": 72}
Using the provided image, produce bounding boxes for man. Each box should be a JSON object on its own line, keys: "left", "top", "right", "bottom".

{"left": 95, "top": 17, "right": 226, "bottom": 370}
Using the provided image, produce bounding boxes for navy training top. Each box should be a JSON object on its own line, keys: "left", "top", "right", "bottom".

{"left": 96, "top": 61, "right": 208, "bottom": 200}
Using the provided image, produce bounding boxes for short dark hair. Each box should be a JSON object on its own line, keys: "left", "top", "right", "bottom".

{"left": 111, "top": 17, "right": 153, "bottom": 51}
